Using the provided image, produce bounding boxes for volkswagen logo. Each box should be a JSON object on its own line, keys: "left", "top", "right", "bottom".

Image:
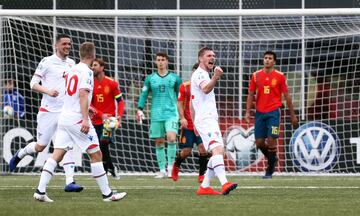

{"left": 290, "top": 122, "right": 340, "bottom": 172}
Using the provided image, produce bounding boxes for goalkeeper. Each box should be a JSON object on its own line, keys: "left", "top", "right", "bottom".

{"left": 90, "top": 58, "right": 124, "bottom": 179}
{"left": 137, "top": 52, "right": 182, "bottom": 178}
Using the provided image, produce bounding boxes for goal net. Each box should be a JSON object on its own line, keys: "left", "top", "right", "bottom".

{"left": 0, "top": 11, "right": 359, "bottom": 174}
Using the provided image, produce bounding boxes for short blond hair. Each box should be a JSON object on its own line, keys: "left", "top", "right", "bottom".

{"left": 79, "top": 42, "right": 95, "bottom": 59}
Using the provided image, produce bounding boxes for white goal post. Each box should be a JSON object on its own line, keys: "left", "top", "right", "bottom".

{"left": 0, "top": 9, "right": 359, "bottom": 175}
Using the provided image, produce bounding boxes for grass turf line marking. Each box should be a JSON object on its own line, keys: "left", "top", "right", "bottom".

{"left": 0, "top": 185, "right": 358, "bottom": 190}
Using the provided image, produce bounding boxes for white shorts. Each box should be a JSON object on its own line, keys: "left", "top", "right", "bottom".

{"left": 194, "top": 118, "right": 224, "bottom": 151}
{"left": 54, "top": 123, "right": 99, "bottom": 153}
{"left": 36, "top": 112, "right": 60, "bottom": 146}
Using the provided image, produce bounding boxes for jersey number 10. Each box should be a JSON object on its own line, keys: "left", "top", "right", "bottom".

{"left": 64, "top": 74, "right": 79, "bottom": 96}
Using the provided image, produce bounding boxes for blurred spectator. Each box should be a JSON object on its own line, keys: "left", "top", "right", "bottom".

{"left": 2, "top": 79, "right": 25, "bottom": 118}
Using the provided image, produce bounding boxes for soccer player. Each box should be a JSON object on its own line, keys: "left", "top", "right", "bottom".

{"left": 137, "top": 52, "right": 182, "bottom": 178}
{"left": 9, "top": 34, "right": 83, "bottom": 192}
{"left": 171, "top": 63, "right": 208, "bottom": 183}
{"left": 245, "top": 50, "right": 298, "bottom": 178}
{"left": 90, "top": 58, "right": 124, "bottom": 179}
{"left": 33, "top": 42, "right": 126, "bottom": 202}
{"left": 191, "top": 47, "right": 238, "bottom": 195}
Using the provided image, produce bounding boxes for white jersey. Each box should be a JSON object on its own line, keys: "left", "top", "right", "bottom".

{"left": 59, "top": 62, "right": 94, "bottom": 126}
{"left": 190, "top": 67, "right": 219, "bottom": 123}
{"left": 34, "top": 54, "right": 75, "bottom": 112}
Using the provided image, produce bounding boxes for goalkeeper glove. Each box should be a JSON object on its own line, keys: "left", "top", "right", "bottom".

{"left": 136, "top": 110, "right": 145, "bottom": 124}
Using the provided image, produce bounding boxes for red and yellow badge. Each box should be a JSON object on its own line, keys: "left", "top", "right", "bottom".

{"left": 181, "top": 136, "right": 187, "bottom": 144}
{"left": 271, "top": 78, "right": 277, "bottom": 87}
{"left": 104, "top": 85, "right": 110, "bottom": 94}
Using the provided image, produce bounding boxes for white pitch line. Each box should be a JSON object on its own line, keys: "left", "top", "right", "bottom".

{"left": 0, "top": 185, "right": 358, "bottom": 190}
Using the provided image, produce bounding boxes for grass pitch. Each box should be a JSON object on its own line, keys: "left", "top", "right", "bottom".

{"left": 0, "top": 175, "right": 359, "bottom": 216}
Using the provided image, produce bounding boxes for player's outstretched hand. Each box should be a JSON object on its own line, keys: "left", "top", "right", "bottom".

{"left": 136, "top": 110, "right": 145, "bottom": 124}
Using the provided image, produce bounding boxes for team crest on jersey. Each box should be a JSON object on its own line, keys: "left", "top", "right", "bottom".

{"left": 271, "top": 78, "right": 277, "bottom": 86}
{"left": 207, "top": 132, "right": 212, "bottom": 137}
{"left": 87, "top": 78, "right": 92, "bottom": 85}
{"left": 104, "top": 86, "right": 110, "bottom": 94}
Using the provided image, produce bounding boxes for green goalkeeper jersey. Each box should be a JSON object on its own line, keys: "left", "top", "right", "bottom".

{"left": 138, "top": 71, "right": 182, "bottom": 122}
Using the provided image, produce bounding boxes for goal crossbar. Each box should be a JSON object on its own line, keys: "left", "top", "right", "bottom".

{"left": 1, "top": 8, "right": 360, "bottom": 17}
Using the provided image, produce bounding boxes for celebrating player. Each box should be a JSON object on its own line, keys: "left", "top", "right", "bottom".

{"left": 90, "top": 58, "right": 124, "bottom": 179}
{"left": 171, "top": 63, "right": 208, "bottom": 183}
{"left": 137, "top": 52, "right": 182, "bottom": 178}
{"left": 9, "top": 34, "right": 83, "bottom": 192}
{"left": 191, "top": 47, "right": 237, "bottom": 195}
{"left": 33, "top": 42, "right": 126, "bottom": 202}
{"left": 245, "top": 50, "right": 298, "bottom": 178}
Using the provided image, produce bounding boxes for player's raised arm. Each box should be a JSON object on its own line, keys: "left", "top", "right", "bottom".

{"left": 200, "top": 66, "right": 222, "bottom": 94}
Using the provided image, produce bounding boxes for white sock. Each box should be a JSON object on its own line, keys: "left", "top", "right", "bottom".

{"left": 212, "top": 154, "right": 228, "bottom": 185}
{"left": 18, "top": 142, "right": 37, "bottom": 159}
{"left": 91, "top": 162, "right": 111, "bottom": 196}
{"left": 201, "top": 157, "right": 215, "bottom": 188}
{"left": 37, "top": 158, "right": 57, "bottom": 193}
{"left": 62, "top": 151, "right": 75, "bottom": 185}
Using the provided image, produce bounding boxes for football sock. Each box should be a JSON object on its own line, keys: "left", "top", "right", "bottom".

{"left": 268, "top": 147, "right": 277, "bottom": 171}
{"left": 167, "top": 142, "right": 177, "bottom": 167}
{"left": 212, "top": 154, "right": 228, "bottom": 185}
{"left": 175, "top": 152, "right": 185, "bottom": 167}
{"left": 155, "top": 146, "right": 166, "bottom": 171}
{"left": 62, "top": 151, "right": 75, "bottom": 185}
{"left": 99, "top": 143, "right": 109, "bottom": 172}
{"left": 37, "top": 157, "right": 57, "bottom": 193}
{"left": 259, "top": 146, "right": 269, "bottom": 158}
{"left": 200, "top": 157, "right": 214, "bottom": 188}
{"left": 198, "top": 154, "right": 208, "bottom": 176}
{"left": 18, "top": 142, "right": 37, "bottom": 159}
{"left": 91, "top": 162, "right": 111, "bottom": 196}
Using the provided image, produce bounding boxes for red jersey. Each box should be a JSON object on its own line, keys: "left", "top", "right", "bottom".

{"left": 249, "top": 69, "right": 288, "bottom": 113}
{"left": 177, "top": 81, "right": 194, "bottom": 130}
{"left": 91, "top": 76, "right": 124, "bottom": 125}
